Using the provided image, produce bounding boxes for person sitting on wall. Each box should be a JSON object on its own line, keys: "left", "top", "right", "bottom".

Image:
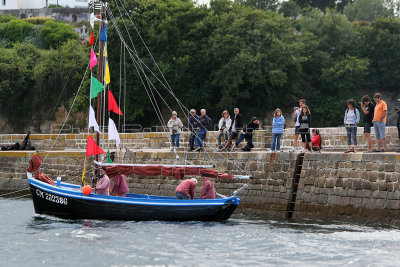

{"left": 175, "top": 178, "right": 197, "bottom": 200}
{"left": 217, "top": 108, "right": 243, "bottom": 151}
{"left": 200, "top": 176, "right": 216, "bottom": 199}
{"left": 96, "top": 167, "right": 110, "bottom": 196}
{"left": 232, "top": 117, "right": 260, "bottom": 151}
{"left": 311, "top": 129, "right": 322, "bottom": 152}
{"left": 110, "top": 174, "right": 129, "bottom": 197}
{"left": 194, "top": 109, "right": 211, "bottom": 152}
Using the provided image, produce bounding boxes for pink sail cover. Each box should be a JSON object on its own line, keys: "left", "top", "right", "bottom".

{"left": 101, "top": 165, "right": 234, "bottom": 180}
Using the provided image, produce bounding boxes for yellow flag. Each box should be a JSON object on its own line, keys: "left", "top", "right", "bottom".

{"left": 105, "top": 60, "right": 111, "bottom": 85}
{"left": 81, "top": 164, "right": 87, "bottom": 185}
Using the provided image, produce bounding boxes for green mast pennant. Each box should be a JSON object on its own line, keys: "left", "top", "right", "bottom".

{"left": 90, "top": 76, "right": 105, "bottom": 99}
{"left": 107, "top": 149, "right": 113, "bottom": 163}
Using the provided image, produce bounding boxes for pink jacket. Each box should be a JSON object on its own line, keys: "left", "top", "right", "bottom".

{"left": 175, "top": 179, "right": 196, "bottom": 199}
{"left": 111, "top": 174, "right": 129, "bottom": 197}
{"left": 200, "top": 178, "right": 216, "bottom": 199}
{"left": 96, "top": 175, "right": 110, "bottom": 196}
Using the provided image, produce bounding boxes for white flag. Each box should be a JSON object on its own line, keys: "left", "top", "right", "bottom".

{"left": 108, "top": 118, "right": 120, "bottom": 148}
{"left": 89, "top": 106, "right": 100, "bottom": 133}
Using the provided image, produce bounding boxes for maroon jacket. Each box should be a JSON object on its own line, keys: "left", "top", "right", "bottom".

{"left": 200, "top": 178, "right": 216, "bottom": 199}
{"left": 111, "top": 174, "right": 129, "bottom": 197}
{"left": 175, "top": 179, "right": 196, "bottom": 199}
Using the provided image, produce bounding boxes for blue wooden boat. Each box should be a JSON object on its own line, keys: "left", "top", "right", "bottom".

{"left": 28, "top": 174, "right": 241, "bottom": 221}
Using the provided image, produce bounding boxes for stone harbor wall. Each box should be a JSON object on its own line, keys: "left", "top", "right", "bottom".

{"left": 0, "top": 149, "right": 400, "bottom": 223}
{"left": 0, "top": 126, "right": 399, "bottom": 152}
{"left": 294, "top": 152, "right": 400, "bottom": 222}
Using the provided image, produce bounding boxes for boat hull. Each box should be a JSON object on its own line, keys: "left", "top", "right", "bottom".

{"left": 28, "top": 179, "right": 239, "bottom": 221}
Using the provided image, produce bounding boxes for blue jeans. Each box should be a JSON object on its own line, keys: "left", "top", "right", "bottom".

{"left": 345, "top": 124, "right": 357, "bottom": 145}
{"left": 195, "top": 129, "right": 207, "bottom": 147}
{"left": 271, "top": 133, "right": 282, "bottom": 151}
{"left": 171, "top": 133, "right": 180, "bottom": 147}
{"left": 374, "top": 121, "right": 386, "bottom": 139}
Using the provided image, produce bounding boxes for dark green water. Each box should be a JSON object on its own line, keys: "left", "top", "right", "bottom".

{"left": 1, "top": 198, "right": 400, "bottom": 266}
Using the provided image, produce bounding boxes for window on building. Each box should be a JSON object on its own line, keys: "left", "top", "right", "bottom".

{"left": 2, "top": 0, "right": 6, "bottom": 6}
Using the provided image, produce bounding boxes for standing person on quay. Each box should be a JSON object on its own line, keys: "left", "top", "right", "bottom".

{"left": 167, "top": 111, "right": 183, "bottom": 152}
{"left": 194, "top": 109, "right": 211, "bottom": 152}
{"left": 344, "top": 99, "right": 360, "bottom": 153}
{"left": 372, "top": 93, "right": 388, "bottom": 152}
{"left": 188, "top": 109, "right": 199, "bottom": 151}
{"left": 217, "top": 110, "right": 232, "bottom": 149}
{"left": 218, "top": 108, "right": 243, "bottom": 151}
{"left": 298, "top": 106, "right": 312, "bottom": 152}
{"left": 291, "top": 99, "right": 307, "bottom": 152}
{"left": 200, "top": 176, "right": 216, "bottom": 199}
{"left": 361, "top": 95, "right": 375, "bottom": 152}
{"left": 175, "top": 178, "right": 197, "bottom": 200}
{"left": 270, "top": 109, "right": 285, "bottom": 153}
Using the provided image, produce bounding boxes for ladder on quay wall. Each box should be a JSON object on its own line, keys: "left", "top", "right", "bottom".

{"left": 286, "top": 153, "right": 305, "bottom": 219}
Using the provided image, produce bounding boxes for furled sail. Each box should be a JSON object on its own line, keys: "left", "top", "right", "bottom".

{"left": 94, "top": 161, "right": 253, "bottom": 180}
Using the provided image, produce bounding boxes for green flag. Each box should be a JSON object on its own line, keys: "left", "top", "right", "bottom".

{"left": 107, "top": 149, "right": 113, "bottom": 163}
{"left": 90, "top": 76, "right": 104, "bottom": 99}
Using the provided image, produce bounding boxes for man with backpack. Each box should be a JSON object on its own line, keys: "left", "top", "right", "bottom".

{"left": 194, "top": 109, "right": 212, "bottom": 152}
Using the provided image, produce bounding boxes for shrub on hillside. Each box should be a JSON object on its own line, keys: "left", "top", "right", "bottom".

{"left": 39, "top": 20, "right": 78, "bottom": 49}
{"left": 23, "top": 17, "right": 55, "bottom": 25}
{"left": 0, "top": 14, "right": 16, "bottom": 23}
{"left": 4, "top": 19, "right": 34, "bottom": 42}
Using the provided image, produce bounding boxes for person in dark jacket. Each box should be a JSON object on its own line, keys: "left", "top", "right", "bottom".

{"left": 361, "top": 95, "right": 375, "bottom": 153}
{"left": 232, "top": 117, "right": 260, "bottom": 150}
{"left": 217, "top": 108, "right": 243, "bottom": 151}
{"left": 397, "top": 102, "right": 400, "bottom": 152}
{"left": 298, "top": 106, "right": 312, "bottom": 152}
{"left": 194, "top": 109, "right": 211, "bottom": 152}
{"left": 188, "top": 109, "right": 199, "bottom": 151}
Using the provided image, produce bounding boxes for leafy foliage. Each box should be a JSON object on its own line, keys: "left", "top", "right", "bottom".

{"left": 40, "top": 20, "right": 78, "bottom": 49}
{"left": 4, "top": 19, "right": 34, "bottom": 42}
{"left": 1, "top": 0, "right": 400, "bottom": 131}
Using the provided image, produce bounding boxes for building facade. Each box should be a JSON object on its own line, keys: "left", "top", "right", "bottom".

{"left": 0, "top": 0, "right": 88, "bottom": 10}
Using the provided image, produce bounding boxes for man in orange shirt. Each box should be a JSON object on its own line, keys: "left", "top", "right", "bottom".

{"left": 372, "top": 93, "right": 388, "bottom": 152}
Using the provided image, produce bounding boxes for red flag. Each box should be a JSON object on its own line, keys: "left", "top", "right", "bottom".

{"left": 89, "top": 32, "right": 95, "bottom": 46}
{"left": 108, "top": 89, "right": 123, "bottom": 115}
{"left": 86, "top": 136, "right": 106, "bottom": 158}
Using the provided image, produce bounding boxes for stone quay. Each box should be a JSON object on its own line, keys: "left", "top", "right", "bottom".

{"left": 0, "top": 126, "right": 399, "bottom": 223}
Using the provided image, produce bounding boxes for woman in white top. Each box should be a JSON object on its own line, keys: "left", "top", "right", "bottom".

{"left": 344, "top": 99, "right": 360, "bottom": 153}
{"left": 167, "top": 111, "right": 183, "bottom": 151}
{"left": 217, "top": 110, "right": 232, "bottom": 149}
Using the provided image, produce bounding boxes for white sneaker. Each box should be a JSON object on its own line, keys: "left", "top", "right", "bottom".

{"left": 268, "top": 150, "right": 274, "bottom": 153}
{"left": 290, "top": 148, "right": 296, "bottom": 152}
{"left": 276, "top": 150, "right": 281, "bottom": 153}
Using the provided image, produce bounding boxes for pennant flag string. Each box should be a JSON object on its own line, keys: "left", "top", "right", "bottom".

{"left": 90, "top": 48, "right": 97, "bottom": 70}
{"left": 90, "top": 76, "right": 105, "bottom": 99}
{"left": 89, "top": 105, "right": 101, "bottom": 133}
{"left": 108, "top": 89, "right": 123, "bottom": 115}
{"left": 108, "top": 118, "right": 120, "bottom": 148}
{"left": 86, "top": 136, "right": 106, "bottom": 158}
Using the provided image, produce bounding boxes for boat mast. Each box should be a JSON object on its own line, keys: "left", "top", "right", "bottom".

{"left": 96, "top": 0, "right": 107, "bottom": 161}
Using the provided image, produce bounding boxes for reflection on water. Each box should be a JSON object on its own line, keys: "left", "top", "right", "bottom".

{"left": 2, "top": 198, "right": 400, "bottom": 266}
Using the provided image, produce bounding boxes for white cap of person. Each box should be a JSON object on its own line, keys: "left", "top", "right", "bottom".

{"left": 172, "top": 111, "right": 177, "bottom": 115}
{"left": 191, "top": 178, "right": 197, "bottom": 184}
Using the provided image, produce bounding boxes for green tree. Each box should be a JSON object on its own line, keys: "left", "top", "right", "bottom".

{"left": 0, "top": 43, "right": 38, "bottom": 129}
{"left": 39, "top": 20, "right": 78, "bottom": 49}
{"left": 343, "top": 0, "right": 395, "bottom": 21}
{"left": 4, "top": 19, "right": 34, "bottom": 42}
